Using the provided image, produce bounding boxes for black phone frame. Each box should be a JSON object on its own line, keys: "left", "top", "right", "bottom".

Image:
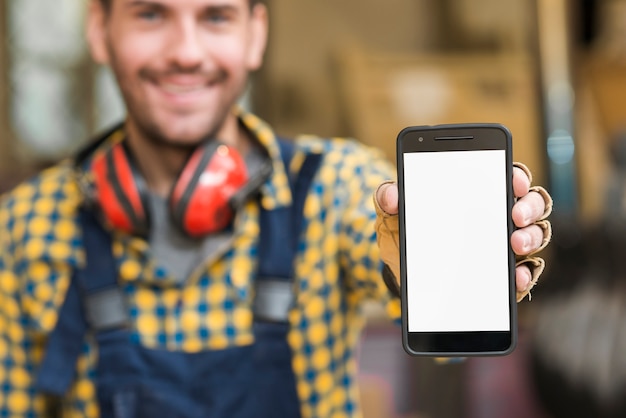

{"left": 396, "top": 123, "right": 517, "bottom": 357}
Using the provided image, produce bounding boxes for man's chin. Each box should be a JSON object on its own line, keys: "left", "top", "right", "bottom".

{"left": 127, "top": 106, "right": 231, "bottom": 149}
{"left": 144, "top": 124, "right": 218, "bottom": 149}
{"left": 154, "top": 135, "right": 213, "bottom": 150}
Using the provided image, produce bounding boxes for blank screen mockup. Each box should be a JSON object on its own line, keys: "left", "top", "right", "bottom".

{"left": 403, "top": 149, "right": 510, "bottom": 333}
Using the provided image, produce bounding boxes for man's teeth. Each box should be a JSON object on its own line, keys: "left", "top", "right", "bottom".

{"left": 160, "top": 83, "right": 206, "bottom": 94}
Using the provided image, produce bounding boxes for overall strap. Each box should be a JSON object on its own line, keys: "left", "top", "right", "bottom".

{"left": 254, "top": 139, "right": 322, "bottom": 322}
{"left": 35, "top": 209, "right": 124, "bottom": 395}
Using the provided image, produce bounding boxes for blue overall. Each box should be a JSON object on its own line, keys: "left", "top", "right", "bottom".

{"left": 35, "top": 140, "right": 322, "bottom": 418}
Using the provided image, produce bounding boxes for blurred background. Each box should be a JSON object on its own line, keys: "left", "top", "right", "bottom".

{"left": 3, "top": 0, "right": 626, "bottom": 417}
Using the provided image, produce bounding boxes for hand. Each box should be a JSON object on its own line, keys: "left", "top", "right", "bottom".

{"left": 375, "top": 163, "right": 552, "bottom": 299}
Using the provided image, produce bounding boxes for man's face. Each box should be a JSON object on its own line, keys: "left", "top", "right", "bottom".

{"left": 88, "top": 0, "right": 268, "bottom": 147}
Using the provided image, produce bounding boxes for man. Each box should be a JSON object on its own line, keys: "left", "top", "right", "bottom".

{"left": 0, "top": 0, "right": 552, "bottom": 417}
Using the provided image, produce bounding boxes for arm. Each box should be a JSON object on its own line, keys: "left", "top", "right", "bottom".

{"left": 0, "top": 168, "right": 93, "bottom": 417}
{"left": 0, "top": 207, "right": 49, "bottom": 417}
{"left": 334, "top": 141, "right": 401, "bottom": 318}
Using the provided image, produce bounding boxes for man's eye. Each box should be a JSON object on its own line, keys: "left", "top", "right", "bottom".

{"left": 138, "top": 10, "right": 162, "bottom": 21}
{"left": 203, "top": 13, "right": 228, "bottom": 24}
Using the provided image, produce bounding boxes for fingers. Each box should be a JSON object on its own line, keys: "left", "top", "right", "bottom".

{"left": 511, "top": 162, "right": 551, "bottom": 302}
{"left": 512, "top": 163, "right": 553, "bottom": 228}
{"left": 515, "top": 264, "right": 532, "bottom": 294}
{"left": 515, "top": 257, "right": 545, "bottom": 302}
{"left": 376, "top": 182, "right": 399, "bottom": 215}
{"left": 512, "top": 191, "right": 546, "bottom": 228}
{"left": 513, "top": 165, "right": 531, "bottom": 198}
{"left": 511, "top": 224, "right": 544, "bottom": 256}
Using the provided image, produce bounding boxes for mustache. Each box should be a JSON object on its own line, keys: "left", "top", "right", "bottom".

{"left": 138, "top": 66, "right": 227, "bottom": 82}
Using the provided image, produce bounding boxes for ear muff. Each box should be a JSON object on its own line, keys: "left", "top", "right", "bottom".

{"left": 91, "top": 142, "right": 151, "bottom": 235}
{"left": 90, "top": 138, "right": 257, "bottom": 238}
{"left": 169, "top": 141, "right": 249, "bottom": 237}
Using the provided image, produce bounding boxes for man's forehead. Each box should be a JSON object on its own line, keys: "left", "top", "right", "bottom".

{"left": 114, "top": 0, "right": 250, "bottom": 8}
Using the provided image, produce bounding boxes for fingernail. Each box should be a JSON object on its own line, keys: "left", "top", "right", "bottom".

{"left": 524, "top": 273, "right": 532, "bottom": 291}
{"left": 520, "top": 206, "right": 531, "bottom": 225}
{"left": 521, "top": 234, "right": 532, "bottom": 253}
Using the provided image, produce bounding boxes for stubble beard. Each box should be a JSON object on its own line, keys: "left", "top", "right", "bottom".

{"left": 106, "top": 46, "right": 245, "bottom": 153}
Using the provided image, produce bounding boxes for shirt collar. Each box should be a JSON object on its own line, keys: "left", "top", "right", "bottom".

{"left": 235, "top": 107, "right": 293, "bottom": 210}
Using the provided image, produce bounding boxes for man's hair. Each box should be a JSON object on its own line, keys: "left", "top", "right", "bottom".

{"left": 98, "top": 0, "right": 261, "bottom": 11}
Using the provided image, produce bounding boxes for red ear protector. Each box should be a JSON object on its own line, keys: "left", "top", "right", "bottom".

{"left": 89, "top": 139, "right": 270, "bottom": 238}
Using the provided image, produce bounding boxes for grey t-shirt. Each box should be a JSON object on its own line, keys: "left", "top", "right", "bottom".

{"left": 147, "top": 146, "right": 268, "bottom": 282}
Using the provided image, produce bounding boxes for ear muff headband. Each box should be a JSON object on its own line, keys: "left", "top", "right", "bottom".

{"left": 170, "top": 141, "right": 220, "bottom": 221}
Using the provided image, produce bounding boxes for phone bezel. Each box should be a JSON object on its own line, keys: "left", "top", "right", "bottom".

{"left": 396, "top": 123, "right": 517, "bottom": 357}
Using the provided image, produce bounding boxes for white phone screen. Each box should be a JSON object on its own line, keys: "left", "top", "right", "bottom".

{"left": 403, "top": 149, "right": 510, "bottom": 333}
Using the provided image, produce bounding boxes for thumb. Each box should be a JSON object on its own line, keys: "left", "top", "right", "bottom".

{"left": 376, "top": 182, "right": 399, "bottom": 215}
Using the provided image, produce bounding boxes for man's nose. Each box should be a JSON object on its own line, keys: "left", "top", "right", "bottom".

{"left": 167, "top": 20, "right": 205, "bottom": 69}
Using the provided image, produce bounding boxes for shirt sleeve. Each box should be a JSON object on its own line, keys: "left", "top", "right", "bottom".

{"left": 334, "top": 140, "right": 402, "bottom": 322}
{"left": 0, "top": 168, "right": 85, "bottom": 417}
{"left": 0, "top": 207, "right": 50, "bottom": 417}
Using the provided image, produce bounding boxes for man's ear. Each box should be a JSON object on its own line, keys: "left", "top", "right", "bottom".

{"left": 246, "top": 3, "right": 269, "bottom": 71}
{"left": 86, "top": 0, "right": 110, "bottom": 64}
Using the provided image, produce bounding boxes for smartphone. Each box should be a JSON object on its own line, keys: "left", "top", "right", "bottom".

{"left": 396, "top": 123, "right": 516, "bottom": 356}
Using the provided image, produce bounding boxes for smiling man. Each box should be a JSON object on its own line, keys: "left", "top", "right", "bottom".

{"left": 0, "top": 0, "right": 552, "bottom": 417}
{"left": 89, "top": 0, "right": 269, "bottom": 196}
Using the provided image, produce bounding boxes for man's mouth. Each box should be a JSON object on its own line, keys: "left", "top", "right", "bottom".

{"left": 141, "top": 67, "right": 222, "bottom": 93}
{"left": 148, "top": 75, "right": 220, "bottom": 108}
{"left": 158, "top": 82, "right": 210, "bottom": 95}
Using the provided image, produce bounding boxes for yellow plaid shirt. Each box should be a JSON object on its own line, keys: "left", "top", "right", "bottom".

{"left": 0, "top": 110, "right": 401, "bottom": 417}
